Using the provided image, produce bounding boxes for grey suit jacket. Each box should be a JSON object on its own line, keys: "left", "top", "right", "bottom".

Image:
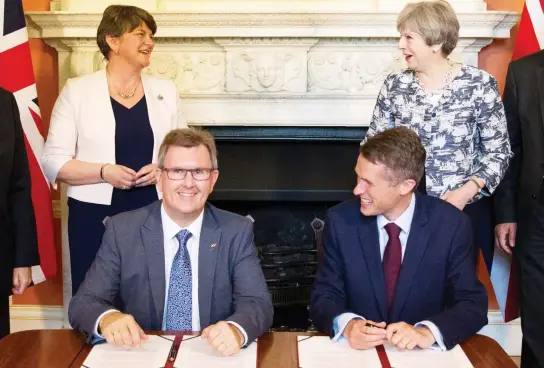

{"left": 68, "top": 201, "right": 273, "bottom": 343}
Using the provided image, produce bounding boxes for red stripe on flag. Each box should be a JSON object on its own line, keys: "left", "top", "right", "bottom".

{"left": 0, "top": 42, "right": 36, "bottom": 94}
{"left": 512, "top": 4, "right": 542, "bottom": 61}
{"left": 504, "top": 261, "right": 520, "bottom": 322}
{"left": 22, "top": 135, "right": 57, "bottom": 279}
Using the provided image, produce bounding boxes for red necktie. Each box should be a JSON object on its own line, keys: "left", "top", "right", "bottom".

{"left": 383, "top": 223, "right": 402, "bottom": 312}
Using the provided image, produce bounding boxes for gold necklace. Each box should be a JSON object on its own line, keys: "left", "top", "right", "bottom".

{"left": 107, "top": 70, "right": 140, "bottom": 99}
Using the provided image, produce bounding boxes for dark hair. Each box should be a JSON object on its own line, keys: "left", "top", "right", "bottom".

{"left": 158, "top": 128, "right": 218, "bottom": 169}
{"left": 360, "top": 127, "right": 426, "bottom": 186}
{"left": 96, "top": 5, "right": 157, "bottom": 59}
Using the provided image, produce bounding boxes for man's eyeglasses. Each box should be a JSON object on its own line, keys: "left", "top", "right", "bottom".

{"left": 161, "top": 167, "right": 215, "bottom": 181}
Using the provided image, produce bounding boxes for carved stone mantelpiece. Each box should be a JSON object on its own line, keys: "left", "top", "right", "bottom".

{"left": 26, "top": 7, "right": 519, "bottom": 127}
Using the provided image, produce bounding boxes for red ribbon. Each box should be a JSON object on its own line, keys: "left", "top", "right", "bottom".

{"left": 163, "top": 335, "right": 184, "bottom": 368}
{"left": 376, "top": 345, "right": 392, "bottom": 368}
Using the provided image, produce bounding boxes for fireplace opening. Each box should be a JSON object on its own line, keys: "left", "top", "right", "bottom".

{"left": 206, "top": 126, "right": 365, "bottom": 331}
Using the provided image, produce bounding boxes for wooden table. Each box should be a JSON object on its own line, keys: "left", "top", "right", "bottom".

{"left": 0, "top": 330, "right": 515, "bottom": 368}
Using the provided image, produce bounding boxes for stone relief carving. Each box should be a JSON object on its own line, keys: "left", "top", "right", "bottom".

{"left": 144, "top": 54, "right": 179, "bottom": 80}
{"left": 178, "top": 53, "right": 225, "bottom": 92}
{"left": 308, "top": 52, "right": 404, "bottom": 92}
{"left": 229, "top": 52, "right": 302, "bottom": 92}
{"left": 139, "top": 53, "right": 225, "bottom": 93}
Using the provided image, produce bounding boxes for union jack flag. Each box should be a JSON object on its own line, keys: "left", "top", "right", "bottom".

{"left": 0, "top": 0, "right": 57, "bottom": 283}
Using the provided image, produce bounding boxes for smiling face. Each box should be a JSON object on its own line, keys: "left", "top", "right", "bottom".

{"left": 157, "top": 145, "right": 219, "bottom": 227}
{"left": 353, "top": 154, "right": 415, "bottom": 221}
{"left": 397, "top": 27, "right": 437, "bottom": 72}
{"left": 108, "top": 22, "right": 154, "bottom": 70}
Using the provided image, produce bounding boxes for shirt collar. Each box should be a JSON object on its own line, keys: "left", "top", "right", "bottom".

{"left": 376, "top": 193, "right": 416, "bottom": 234}
{"left": 161, "top": 204, "right": 205, "bottom": 241}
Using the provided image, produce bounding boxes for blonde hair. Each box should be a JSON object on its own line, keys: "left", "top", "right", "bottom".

{"left": 158, "top": 128, "right": 218, "bottom": 169}
{"left": 397, "top": 0, "right": 459, "bottom": 57}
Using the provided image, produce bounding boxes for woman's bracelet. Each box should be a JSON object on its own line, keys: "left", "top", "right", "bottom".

{"left": 469, "top": 177, "right": 482, "bottom": 194}
{"left": 100, "top": 164, "right": 109, "bottom": 183}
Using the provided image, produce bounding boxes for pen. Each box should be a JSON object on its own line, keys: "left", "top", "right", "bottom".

{"left": 168, "top": 342, "right": 177, "bottom": 362}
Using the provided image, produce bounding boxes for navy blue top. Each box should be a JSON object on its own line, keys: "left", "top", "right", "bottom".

{"left": 111, "top": 96, "right": 158, "bottom": 213}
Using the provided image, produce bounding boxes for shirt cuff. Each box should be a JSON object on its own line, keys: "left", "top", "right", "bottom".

{"left": 93, "top": 309, "right": 119, "bottom": 339}
{"left": 332, "top": 313, "right": 364, "bottom": 342}
{"left": 415, "top": 321, "right": 446, "bottom": 351}
{"left": 225, "top": 321, "right": 248, "bottom": 347}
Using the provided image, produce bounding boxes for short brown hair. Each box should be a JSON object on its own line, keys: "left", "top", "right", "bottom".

{"left": 158, "top": 128, "right": 218, "bottom": 169}
{"left": 397, "top": 0, "right": 459, "bottom": 57}
{"left": 360, "top": 127, "right": 426, "bottom": 186}
{"left": 96, "top": 5, "right": 157, "bottom": 59}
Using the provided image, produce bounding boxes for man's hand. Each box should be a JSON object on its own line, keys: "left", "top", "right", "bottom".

{"left": 12, "top": 267, "right": 31, "bottom": 295}
{"left": 99, "top": 312, "right": 147, "bottom": 349}
{"left": 343, "top": 320, "right": 387, "bottom": 350}
{"left": 495, "top": 223, "right": 517, "bottom": 255}
{"left": 386, "top": 322, "right": 435, "bottom": 350}
{"left": 201, "top": 321, "right": 244, "bottom": 356}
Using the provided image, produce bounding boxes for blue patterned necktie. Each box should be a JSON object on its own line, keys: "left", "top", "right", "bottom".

{"left": 165, "top": 229, "right": 193, "bottom": 331}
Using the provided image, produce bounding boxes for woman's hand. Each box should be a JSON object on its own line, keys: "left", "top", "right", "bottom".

{"left": 440, "top": 181, "right": 479, "bottom": 211}
{"left": 103, "top": 164, "right": 137, "bottom": 189}
{"left": 135, "top": 164, "right": 159, "bottom": 187}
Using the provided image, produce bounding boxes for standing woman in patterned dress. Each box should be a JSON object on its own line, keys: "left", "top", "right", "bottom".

{"left": 42, "top": 5, "right": 187, "bottom": 295}
{"left": 363, "top": 0, "right": 512, "bottom": 271}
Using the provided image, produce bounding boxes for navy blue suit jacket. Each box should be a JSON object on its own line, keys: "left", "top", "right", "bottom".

{"left": 310, "top": 193, "right": 488, "bottom": 350}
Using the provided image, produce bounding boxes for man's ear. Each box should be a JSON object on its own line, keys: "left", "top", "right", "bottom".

{"left": 156, "top": 170, "right": 164, "bottom": 193}
{"left": 400, "top": 178, "right": 417, "bottom": 195}
{"left": 209, "top": 170, "right": 219, "bottom": 193}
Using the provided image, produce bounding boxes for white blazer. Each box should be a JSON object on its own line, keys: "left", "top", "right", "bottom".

{"left": 42, "top": 69, "right": 187, "bottom": 205}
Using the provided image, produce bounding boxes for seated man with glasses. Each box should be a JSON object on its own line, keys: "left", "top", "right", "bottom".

{"left": 68, "top": 128, "right": 273, "bottom": 356}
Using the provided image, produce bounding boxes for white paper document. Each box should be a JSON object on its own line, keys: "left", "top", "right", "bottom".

{"left": 297, "top": 336, "right": 382, "bottom": 368}
{"left": 81, "top": 335, "right": 175, "bottom": 368}
{"left": 174, "top": 335, "right": 257, "bottom": 367}
{"left": 385, "top": 344, "right": 474, "bottom": 368}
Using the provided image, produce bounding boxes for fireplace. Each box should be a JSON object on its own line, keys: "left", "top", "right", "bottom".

{"left": 206, "top": 126, "right": 365, "bottom": 330}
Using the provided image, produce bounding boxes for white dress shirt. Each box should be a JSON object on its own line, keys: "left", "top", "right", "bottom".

{"left": 161, "top": 205, "right": 203, "bottom": 330}
{"left": 333, "top": 194, "right": 447, "bottom": 350}
{"left": 94, "top": 205, "right": 247, "bottom": 345}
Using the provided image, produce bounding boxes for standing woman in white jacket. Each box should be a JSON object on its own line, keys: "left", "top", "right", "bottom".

{"left": 42, "top": 5, "right": 187, "bottom": 294}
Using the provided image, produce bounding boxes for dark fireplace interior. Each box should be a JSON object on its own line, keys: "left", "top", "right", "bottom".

{"left": 206, "top": 126, "right": 365, "bottom": 331}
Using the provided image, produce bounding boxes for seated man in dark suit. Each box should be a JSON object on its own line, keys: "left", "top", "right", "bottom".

{"left": 310, "top": 127, "right": 488, "bottom": 351}
{"left": 69, "top": 128, "right": 273, "bottom": 356}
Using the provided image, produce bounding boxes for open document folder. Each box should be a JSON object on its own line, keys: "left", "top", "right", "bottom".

{"left": 384, "top": 344, "right": 473, "bottom": 368}
{"left": 174, "top": 335, "right": 257, "bottom": 367}
{"left": 81, "top": 335, "right": 175, "bottom": 368}
{"left": 297, "top": 336, "right": 474, "bottom": 368}
{"left": 297, "top": 336, "right": 383, "bottom": 368}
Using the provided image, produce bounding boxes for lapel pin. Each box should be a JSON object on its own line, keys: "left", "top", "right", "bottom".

{"left": 210, "top": 243, "right": 217, "bottom": 248}
{"left": 157, "top": 94, "right": 163, "bottom": 101}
